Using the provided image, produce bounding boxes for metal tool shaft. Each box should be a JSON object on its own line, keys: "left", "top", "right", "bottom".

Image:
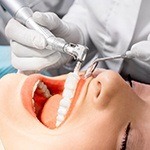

{"left": 84, "top": 54, "right": 127, "bottom": 78}
{"left": 92, "top": 54, "right": 127, "bottom": 64}
{"left": 74, "top": 61, "right": 82, "bottom": 73}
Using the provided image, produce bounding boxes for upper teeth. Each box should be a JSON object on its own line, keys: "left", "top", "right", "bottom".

{"left": 56, "top": 72, "right": 80, "bottom": 127}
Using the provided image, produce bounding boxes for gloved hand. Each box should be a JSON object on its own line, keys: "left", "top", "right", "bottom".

{"left": 130, "top": 34, "right": 150, "bottom": 62}
{"left": 5, "top": 12, "right": 83, "bottom": 71}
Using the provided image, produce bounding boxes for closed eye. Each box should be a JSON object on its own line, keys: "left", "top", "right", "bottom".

{"left": 120, "top": 122, "right": 131, "bottom": 150}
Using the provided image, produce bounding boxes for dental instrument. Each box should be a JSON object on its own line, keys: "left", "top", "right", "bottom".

{"left": 0, "top": 0, "right": 88, "bottom": 74}
{"left": 84, "top": 45, "right": 149, "bottom": 78}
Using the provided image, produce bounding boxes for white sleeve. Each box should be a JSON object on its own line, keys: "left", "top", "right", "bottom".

{"left": 62, "top": 0, "right": 90, "bottom": 45}
{"left": 99, "top": 0, "right": 142, "bottom": 71}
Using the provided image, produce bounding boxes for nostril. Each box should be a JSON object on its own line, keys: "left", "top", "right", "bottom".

{"left": 95, "top": 82, "right": 101, "bottom": 98}
{"left": 92, "top": 81, "right": 102, "bottom": 109}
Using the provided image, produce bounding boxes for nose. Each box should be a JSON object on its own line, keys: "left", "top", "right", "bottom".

{"left": 92, "top": 70, "right": 128, "bottom": 108}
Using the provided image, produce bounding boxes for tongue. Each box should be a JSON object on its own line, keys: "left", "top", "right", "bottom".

{"left": 41, "top": 94, "right": 63, "bottom": 129}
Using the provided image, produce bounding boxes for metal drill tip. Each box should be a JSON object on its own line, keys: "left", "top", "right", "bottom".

{"left": 74, "top": 61, "right": 82, "bottom": 73}
{"left": 84, "top": 71, "right": 92, "bottom": 79}
{"left": 84, "top": 62, "right": 98, "bottom": 79}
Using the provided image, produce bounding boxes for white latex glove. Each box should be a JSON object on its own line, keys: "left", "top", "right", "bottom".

{"left": 120, "top": 34, "right": 150, "bottom": 84}
{"left": 5, "top": 12, "right": 83, "bottom": 71}
{"left": 130, "top": 34, "right": 150, "bottom": 62}
{"left": 33, "top": 12, "right": 84, "bottom": 44}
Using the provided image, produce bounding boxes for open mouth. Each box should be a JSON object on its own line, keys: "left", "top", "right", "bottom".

{"left": 21, "top": 74, "right": 85, "bottom": 129}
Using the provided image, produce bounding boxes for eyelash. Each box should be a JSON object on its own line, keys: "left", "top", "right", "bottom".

{"left": 120, "top": 122, "right": 131, "bottom": 150}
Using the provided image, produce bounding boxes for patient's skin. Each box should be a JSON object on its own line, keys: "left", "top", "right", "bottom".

{"left": 0, "top": 69, "right": 150, "bottom": 150}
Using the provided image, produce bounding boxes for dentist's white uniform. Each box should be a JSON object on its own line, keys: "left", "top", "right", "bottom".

{"left": 63, "top": 0, "right": 150, "bottom": 83}
{"left": 5, "top": 0, "right": 150, "bottom": 83}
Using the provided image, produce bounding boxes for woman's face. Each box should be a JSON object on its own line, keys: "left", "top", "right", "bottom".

{"left": 0, "top": 70, "right": 150, "bottom": 150}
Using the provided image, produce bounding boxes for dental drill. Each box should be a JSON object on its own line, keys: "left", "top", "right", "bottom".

{"left": 84, "top": 46, "right": 149, "bottom": 78}
{"left": 0, "top": 0, "right": 88, "bottom": 74}
{"left": 0, "top": 0, "right": 88, "bottom": 128}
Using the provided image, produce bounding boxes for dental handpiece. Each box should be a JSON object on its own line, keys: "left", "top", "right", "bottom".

{"left": 0, "top": 0, "right": 88, "bottom": 74}
{"left": 0, "top": 0, "right": 67, "bottom": 52}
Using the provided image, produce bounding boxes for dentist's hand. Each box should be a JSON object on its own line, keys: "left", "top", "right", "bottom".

{"left": 130, "top": 34, "right": 150, "bottom": 62}
{"left": 5, "top": 12, "right": 83, "bottom": 71}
